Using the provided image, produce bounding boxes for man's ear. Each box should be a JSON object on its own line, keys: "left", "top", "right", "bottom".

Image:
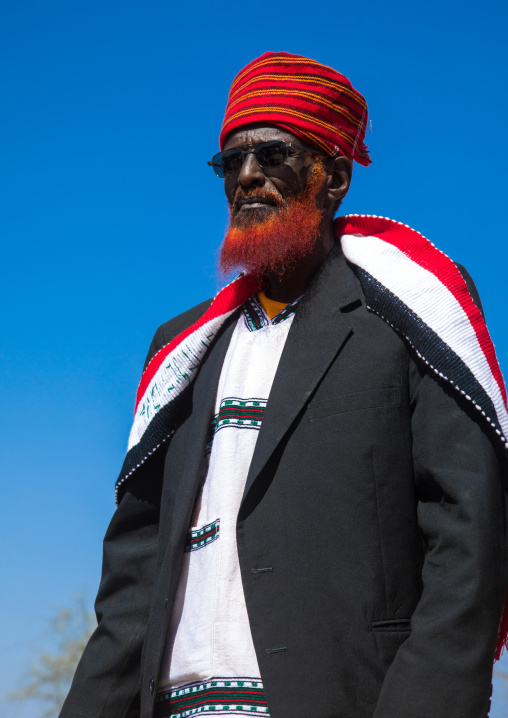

{"left": 326, "top": 155, "right": 352, "bottom": 208}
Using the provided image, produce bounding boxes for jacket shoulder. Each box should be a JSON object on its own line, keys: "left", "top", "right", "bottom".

{"left": 454, "top": 262, "right": 484, "bottom": 317}
{"left": 143, "top": 298, "right": 213, "bottom": 369}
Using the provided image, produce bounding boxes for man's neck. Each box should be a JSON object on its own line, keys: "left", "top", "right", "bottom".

{"left": 264, "top": 221, "right": 335, "bottom": 303}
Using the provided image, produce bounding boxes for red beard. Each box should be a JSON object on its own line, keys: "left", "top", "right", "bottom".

{"left": 218, "top": 162, "right": 327, "bottom": 280}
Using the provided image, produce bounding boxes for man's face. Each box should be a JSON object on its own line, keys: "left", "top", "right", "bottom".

{"left": 219, "top": 125, "right": 329, "bottom": 279}
{"left": 223, "top": 125, "right": 325, "bottom": 224}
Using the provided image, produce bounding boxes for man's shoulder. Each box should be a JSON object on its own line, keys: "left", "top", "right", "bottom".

{"left": 454, "top": 262, "right": 484, "bottom": 316}
{"left": 144, "top": 297, "right": 213, "bottom": 369}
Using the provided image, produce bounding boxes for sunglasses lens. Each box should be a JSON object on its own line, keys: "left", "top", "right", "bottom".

{"left": 210, "top": 141, "right": 291, "bottom": 178}
{"left": 220, "top": 149, "right": 244, "bottom": 178}
{"left": 256, "top": 141, "right": 287, "bottom": 168}
{"left": 210, "top": 152, "right": 225, "bottom": 178}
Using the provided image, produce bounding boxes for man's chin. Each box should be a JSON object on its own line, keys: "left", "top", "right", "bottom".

{"left": 231, "top": 206, "right": 276, "bottom": 229}
{"left": 221, "top": 161, "right": 327, "bottom": 279}
{"left": 219, "top": 214, "right": 321, "bottom": 280}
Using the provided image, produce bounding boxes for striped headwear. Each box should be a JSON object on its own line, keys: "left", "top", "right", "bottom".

{"left": 219, "top": 51, "right": 371, "bottom": 166}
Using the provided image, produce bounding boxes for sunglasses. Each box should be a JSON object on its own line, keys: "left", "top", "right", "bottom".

{"left": 207, "top": 140, "right": 322, "bottom": 178}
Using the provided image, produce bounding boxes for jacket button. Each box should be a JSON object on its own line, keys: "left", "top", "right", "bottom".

{"left": 149, "top": 676, "right": 155, "bottom": 695}
{"left": 164, "top": 597, "right": 168, "bottom": 610}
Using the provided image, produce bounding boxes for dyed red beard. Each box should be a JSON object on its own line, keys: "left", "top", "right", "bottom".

{"left": 218, "top": 163, "right": 326, "bottom": 280}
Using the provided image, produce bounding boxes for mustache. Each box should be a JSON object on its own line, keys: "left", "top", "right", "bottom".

{"left": 232, "top": 187, "right": 284, "bottom": 213}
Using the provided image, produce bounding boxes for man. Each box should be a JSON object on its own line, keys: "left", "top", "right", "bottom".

{"left": 61, "top": 52, "right": 508, "bottom": 718}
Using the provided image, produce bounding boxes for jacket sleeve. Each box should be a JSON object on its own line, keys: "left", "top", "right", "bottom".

{"left": 373, "top": 272, "right": 508, "bottom": 718}
{"left": 60, "top": 326, "right": 167, "bottom": 718}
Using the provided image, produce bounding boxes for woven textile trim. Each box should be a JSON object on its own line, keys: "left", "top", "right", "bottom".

{"left": 184, "top": 519, "right": 220, "bottom": 553}
{"left": 155, "top": 677, "right": 268, "bottom": 718}
{"left": 114, "top": 214, "right": 508, "bottom": 659}
{"left": 117, "top": 215, "right": 508, "bottom": 497}
{"left": 338, "top": 215, "right": 508, "bottom": 442}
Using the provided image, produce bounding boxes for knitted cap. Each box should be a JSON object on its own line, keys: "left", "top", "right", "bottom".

{"left": 219, "top": 51, "right": 371, "bottom": 166}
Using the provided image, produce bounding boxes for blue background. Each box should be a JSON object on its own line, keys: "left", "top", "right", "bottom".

{"left": 1, "top": 0, "right": 507, "bottom": 714}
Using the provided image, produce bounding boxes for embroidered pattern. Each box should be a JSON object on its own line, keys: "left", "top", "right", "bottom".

{"left": 243, "top": 295, "right": 267, "bottom": 331}
{"left": 212, "top": 397, "right": 267, "bottom": 434}
{"left": 272, "top": 296, "right": 302, "bottom": 324}
{"left": 242, "top": 295, "right": 301, "bottom": 332}
{"left": 155, "top": 677, "right": 269, "bottom": 718}
{"left": 184, "top": 519, "right": 220, "bottom": 552}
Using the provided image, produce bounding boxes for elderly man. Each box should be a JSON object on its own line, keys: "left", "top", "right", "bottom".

{"left": 62, "top": 52, "right": 508, "bottom": 718}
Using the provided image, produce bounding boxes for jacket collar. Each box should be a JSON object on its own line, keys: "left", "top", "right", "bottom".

{"left": 241, "top": 240, "right": 362, "bottom": 506}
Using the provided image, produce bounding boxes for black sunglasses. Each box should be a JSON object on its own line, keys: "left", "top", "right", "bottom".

{"left": 207, "top": 140, "right": 322, "bottom": 178}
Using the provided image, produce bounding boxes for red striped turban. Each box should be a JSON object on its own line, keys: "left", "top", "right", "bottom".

{"left": 219, "top": 51, "right": 371, "bottom": 166}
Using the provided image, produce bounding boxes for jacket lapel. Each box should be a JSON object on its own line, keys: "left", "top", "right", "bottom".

{"left": 242, "top": 244, "right": 362, "bottom": 503}
{"left": 168, "top": 313, "right": 239, "bottom": 551}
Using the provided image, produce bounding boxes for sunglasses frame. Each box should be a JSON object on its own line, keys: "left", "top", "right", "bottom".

{"left": 207, "top": 140, "right": 322, "bottom": 178}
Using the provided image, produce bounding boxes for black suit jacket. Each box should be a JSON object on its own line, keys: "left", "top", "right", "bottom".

{"left": 61, "top": 243, "right": 508, "bottom": 718}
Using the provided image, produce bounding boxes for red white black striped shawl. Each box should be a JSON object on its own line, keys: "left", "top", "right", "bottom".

{"left": 115, "top": 215, "right": 508, "bottom": 658}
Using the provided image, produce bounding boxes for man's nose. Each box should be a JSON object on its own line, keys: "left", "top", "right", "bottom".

{"left": 238, "top": 151, "right": 265, "bottom": 188}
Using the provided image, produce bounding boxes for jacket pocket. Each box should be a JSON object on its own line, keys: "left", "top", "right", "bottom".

{"left": 371, "top": 617, "right": 412, "bottom": 632}
{"left": 372, "top": 621, "right": 412, "bottom": 672}
{"left": 308, "top": 387, "right": 401, "bottom": 421}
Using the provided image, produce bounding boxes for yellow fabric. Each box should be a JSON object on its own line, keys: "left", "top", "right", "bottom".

{"left": 257, "top": 290, "right": 288, "bottom": 320}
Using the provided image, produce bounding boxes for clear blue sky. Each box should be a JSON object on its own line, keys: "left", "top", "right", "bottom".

{"left": 1, "top": 0, "right": 508, "bottom": 715}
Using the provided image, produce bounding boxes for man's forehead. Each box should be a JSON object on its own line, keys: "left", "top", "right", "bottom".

{"left": 223, "top": 124, "right": 300, "bottom": 150}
